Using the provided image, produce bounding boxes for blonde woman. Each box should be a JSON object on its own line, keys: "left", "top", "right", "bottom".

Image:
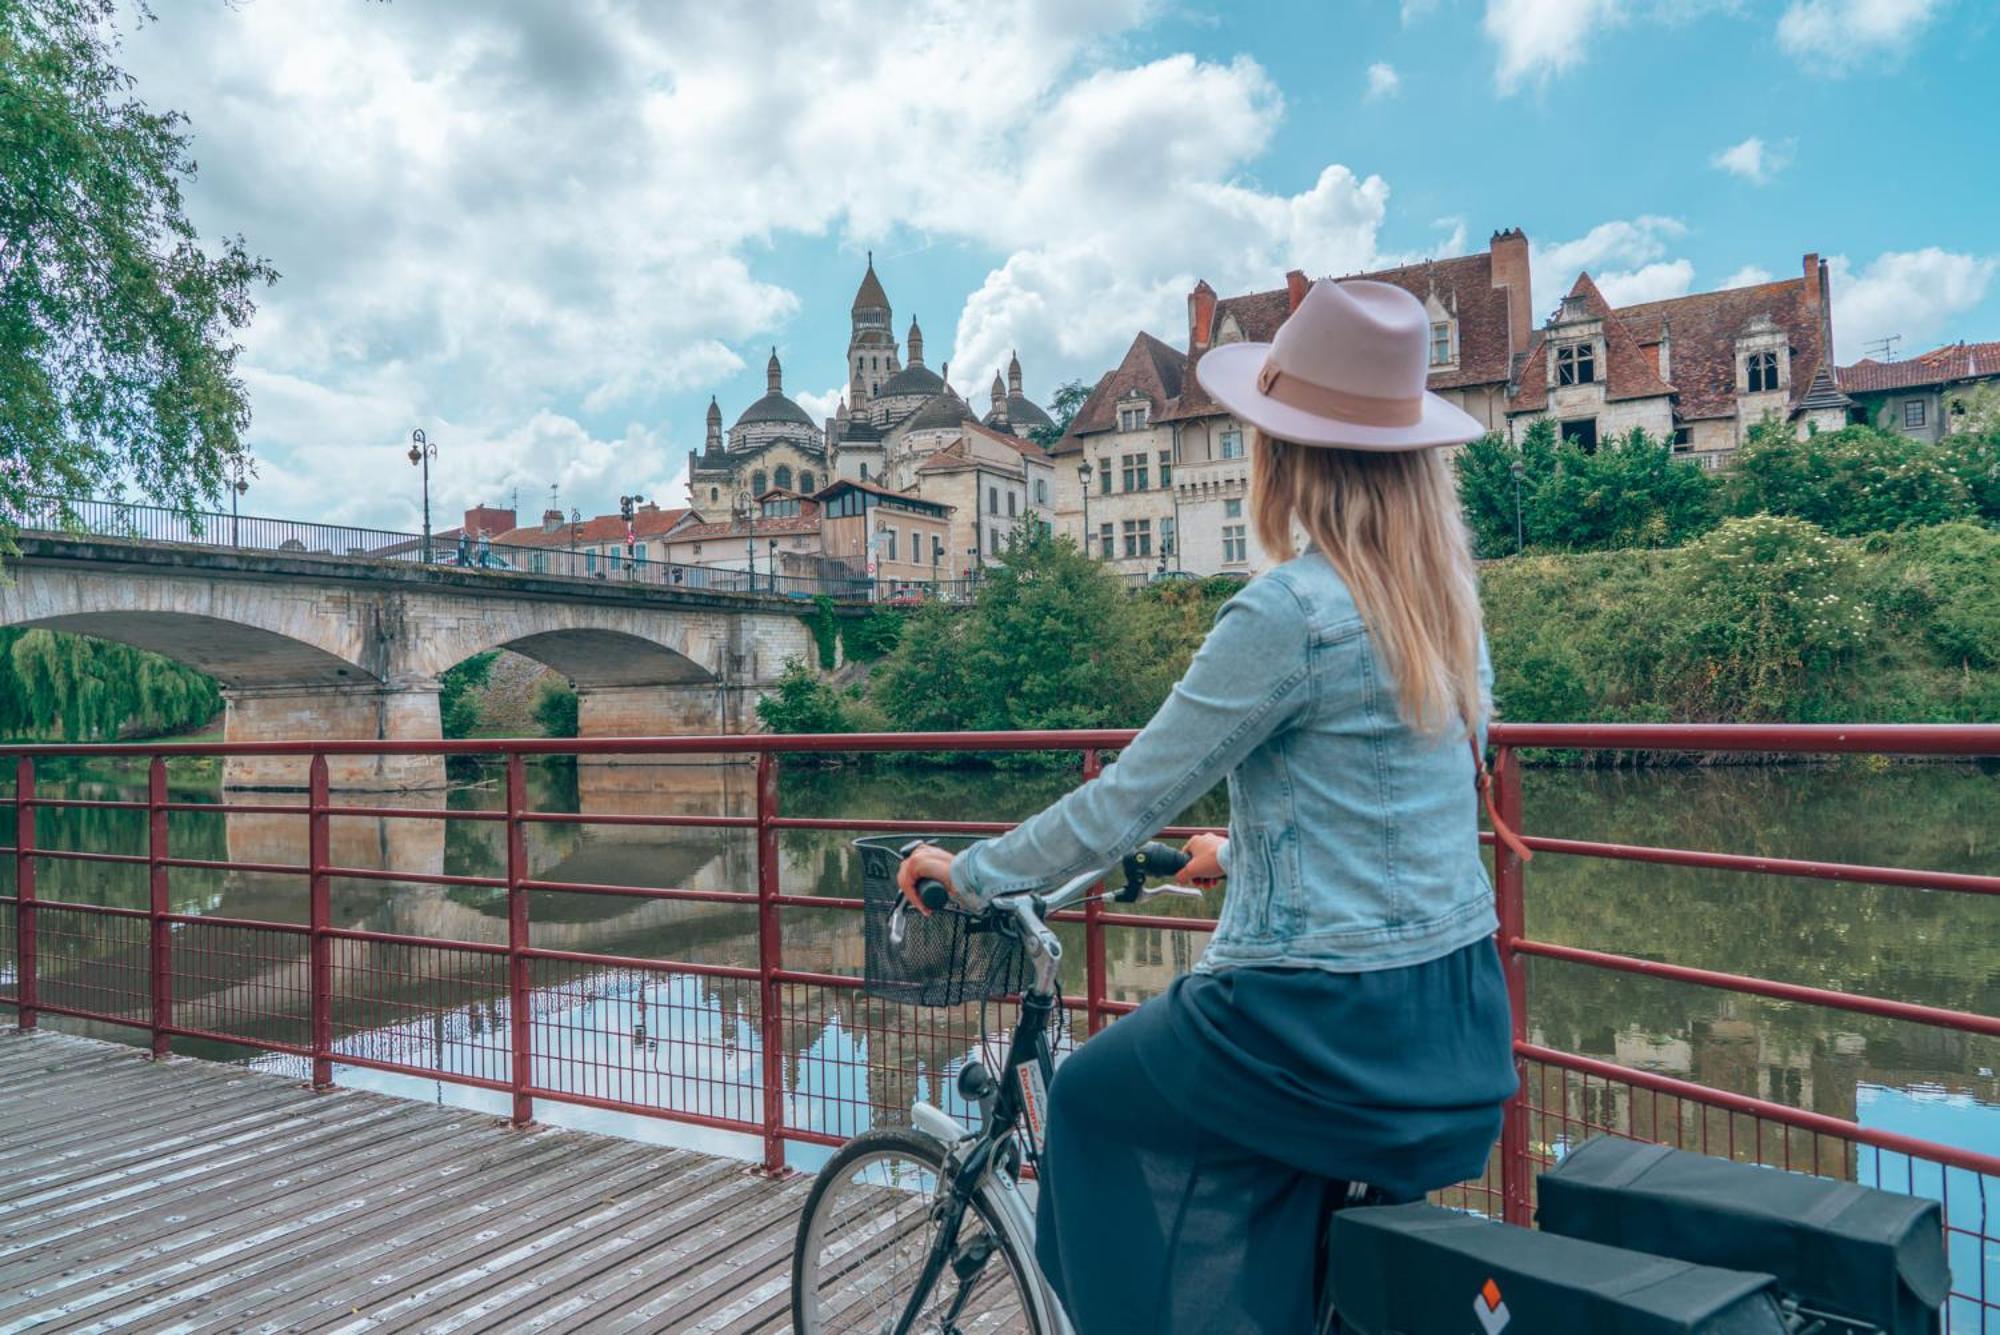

{"left": 899, "top": 279, "right": 1519, "bottom": 1333}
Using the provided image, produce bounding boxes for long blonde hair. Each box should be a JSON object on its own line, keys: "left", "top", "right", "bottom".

{"left": 1250, "top": 431, "right": 1485, "bottom": 734}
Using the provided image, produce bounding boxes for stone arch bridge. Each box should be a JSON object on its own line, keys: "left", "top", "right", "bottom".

{"left": 0, "top": 535, "right": 813, "bottom": 789}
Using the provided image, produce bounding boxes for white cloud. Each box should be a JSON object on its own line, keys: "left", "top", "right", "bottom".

{"left": 111, "top": 0, "right": 1415, "bottom": 524}
{"left": 1778, "top": 0, "right": 1943, "bottom": 72}
{"left": 1402, "top": 0, "right": 1441, "bottom": 21}
{"left": 1531, "top": 216, "right": 1690, "bottom": 315}
{"left": 1366, "top": 62, "right": 1402, "bottom": 99}
{"left": 1711, "top": 135, "right": 1792, "bottom": 185}
{"left": 1484, "top": 0, "right": 1624, "bottom": 93}
{"left": 1722, "top": 264, "right": 1777, "bottom": 288}
{"left": 792, "top": 384, "right": 849, "bottom": 427}
{"left": 1828, "top": 248, "right": 1999, "bottom": 361}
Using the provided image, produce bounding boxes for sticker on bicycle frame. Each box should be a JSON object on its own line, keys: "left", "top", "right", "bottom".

{"left": 1016, "top": 1059, "right": 1050, "bottom": 1156}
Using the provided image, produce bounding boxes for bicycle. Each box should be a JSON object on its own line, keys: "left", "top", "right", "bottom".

{"left": 789, "top": 837, "right": 1205, "bottom": 1335}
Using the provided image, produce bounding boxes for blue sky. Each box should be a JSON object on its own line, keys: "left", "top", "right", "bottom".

{"left": 115, "top": 0, "right": 1998, "bottom": 530}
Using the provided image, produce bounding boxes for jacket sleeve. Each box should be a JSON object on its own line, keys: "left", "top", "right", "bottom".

{"left": 951, "top": 574, "right": 1313, "bottom": 902}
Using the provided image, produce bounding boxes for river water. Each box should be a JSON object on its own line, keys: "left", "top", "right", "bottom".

{"left": 7, "top": 757, "right": 1998, "bottom": 1303}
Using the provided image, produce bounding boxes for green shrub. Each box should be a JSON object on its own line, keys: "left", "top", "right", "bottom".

{"left": 757, "top": 659, "right": 868, "bottom": 734}
{"left": 1729, "top": 422, "right": 1973, "bottom": 536}
{"left": 438, "top": 651, "right": 498, "bottom": 738}
{"left": 801, "top": 595, "right": 839, "bottom": 670}
{"left": 1455, "top": 420, "right": 1718, "bottom": 557}
{"left": 839, "top": 607, "right": 904, "bottom": 662}
{"left": 532, "top": 678, "right": 579, "bottom": 737}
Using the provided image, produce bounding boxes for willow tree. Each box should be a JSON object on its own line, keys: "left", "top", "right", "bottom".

{"left": 1, "top": 0, "right": 274, "bottom": 542}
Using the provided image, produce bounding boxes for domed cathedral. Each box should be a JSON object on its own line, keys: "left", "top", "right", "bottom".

{"left": 982, "top": 352, "right": 1055, "bottom": 437}
{"left": 685, "top": 348, "right": 827, "bottom": 510}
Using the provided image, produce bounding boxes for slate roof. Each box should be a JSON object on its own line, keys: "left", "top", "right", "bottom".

{"left": 852, "top": 258, "right": 890, "bottom": 314}
{"left": 1055, "top": 332, "right": 1187, "bottom": 450}
{"left": 904, "top": 389, "right": 978, "bottom": 432}
{"left": 988, "top": 393, "right": 1055, "bottom": 430}
{"left": 1614, "top": 274, "right": 1835, "bottom": 421}
{"left": 878, "top": 362, "right": 946, "bottom": 398}
{"left": 1839, "top": 341, "right": 2000, "bottom": 393}
{"left": 732, "top": 390, "right": 818, "bottom": 429}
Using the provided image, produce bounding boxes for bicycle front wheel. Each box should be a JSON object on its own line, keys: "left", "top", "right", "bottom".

{"left": 791, "top": 1126, "right": 1048, "bottom": 1335}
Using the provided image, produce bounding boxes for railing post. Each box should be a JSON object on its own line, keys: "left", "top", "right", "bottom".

{"left": 147, "top": 758, "right": 172, "bottom": 1059}
{"left": 1492, "top": 743, "right": 1532, "bottom": 1226}
{"left": 755, "top": 751, "right": 787, "bottom": 1177}
{"left": 308, "top": 754, "right": 333, "bottom": 1089}
{"left": 506, "top": 752, "right": 534, "bottom": 1127}
{"left": 14, "top": 757, "right": 36, "bottom": 1031}
{"left": 1081, "top": 749, "right": 1108, "bottom": 1037}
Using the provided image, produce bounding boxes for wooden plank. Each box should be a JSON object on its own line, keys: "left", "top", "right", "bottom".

{"left": 0, "top": 1030, "right": 826, "bottom": 1333}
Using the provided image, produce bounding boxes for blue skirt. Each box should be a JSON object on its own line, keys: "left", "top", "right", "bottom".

{"left": 1035, "top": 938, "right": 1515, "bottom": 1333}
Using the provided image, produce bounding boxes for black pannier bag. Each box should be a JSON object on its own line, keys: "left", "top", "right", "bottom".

{"left": 1329, "top": 1202, "right": 1790, "bottom": 1334}
{"left": 1537, "top": 1136, "right": 1949, "bottom": 1335}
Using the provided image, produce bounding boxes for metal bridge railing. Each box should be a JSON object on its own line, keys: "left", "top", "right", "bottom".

{"left": 0, "top": 723, "right": 1995, "bottom": 1326}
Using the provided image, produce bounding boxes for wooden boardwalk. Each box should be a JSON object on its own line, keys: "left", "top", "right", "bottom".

{"left": 0, "top": 1031, "right": 813, "bottom": 1333}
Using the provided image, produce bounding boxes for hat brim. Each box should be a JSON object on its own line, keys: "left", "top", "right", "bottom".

{"left": 1194, "top": 342, "right": 1487, "bottom": 451}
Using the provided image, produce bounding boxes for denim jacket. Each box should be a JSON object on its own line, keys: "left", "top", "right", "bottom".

{"left": 951, "top": 551, "right": 1497, "bottom": 974}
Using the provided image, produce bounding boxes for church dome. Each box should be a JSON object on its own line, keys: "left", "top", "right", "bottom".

{"left": 1004, "top": 394, "right": 1055, "bottom": 429}
{"left": 732, "top": 347, "right": 816, "bottom": 431}
{"left": 905, "top": 389, "right": 975, "bottom": 432}
{"left": 878, "top": 362, "right": 945, "bottom": 398}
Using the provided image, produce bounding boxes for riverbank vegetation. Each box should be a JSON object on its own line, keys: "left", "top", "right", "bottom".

{"left": 0, "top": 628, "right": 220, "bottom": 741}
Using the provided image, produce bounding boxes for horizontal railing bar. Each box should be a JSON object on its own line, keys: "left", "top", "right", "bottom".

{"left": 773, "top": 966, "right": 863, "bottom": 989}
{"left": 322, "top": 804, "right": 507, "bottom": 823}
{"left": 160, "top": 800, "right": 306, "bottom": 816}
{"left": 164, "top": 1024, "right": 313, "bottom": 1057}
{"left": 523, "top": 946, "right": 759, "bottom": 980}
{"left": 1520, "top": 834, "right": 2000, "bottom": 896}
{"left": 165, "top": 911, "right": 310, "bottom": 934}
{"left": 28, "top": 898, "right": 149, "bottom": 918}
{"left": 1079, "top": 910, "right": 1214, "bottom": 932}
{"left": 3, "top": 722, "right": 1996, "bottom": 759}
{"left": 161, "top": 856, "right": 309, "bottom": 876}
{"left": 26, "top": 797, "right": 149, "bottom": 811}
{"left": 26, "top": 847, "right": 149, "bottom": 866}
{"left": 1513, "top": 938, "right": 2000, "bottom": 1037}
{"left": 772, "top": 894, "right": 862, "bottom": 911}
{"left": 515, "top": 810, "right": 757, "bottom": 830}
{"left": 25, "top": 1001, "right": 152, "bottom": 1030}
{"left": 336, "top": 1052, "right": 514, "bottom": 1093}
{"left": 1518, "top": 1043, "right": 2000, "bottom": 1179}
{"left": 517, "top": 879, "right": 757, "bottom": 905}
{"left": 320, "top": 865, "right": 506, "bottom": 889}
{"left": 323, "top": 925, "right": 507, "bottom": 954}
{"left": 525, "top": 1086, "right": 764, "bottom": 1139}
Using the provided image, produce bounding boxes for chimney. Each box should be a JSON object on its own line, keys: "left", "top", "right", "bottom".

{"left": 1803, "top": 251, "right": 1834, "bottom": 353}
{"left": 1489, "top": 227, "right": 1533, "bottom": 359}
{"left": 463, "top": 504, "right": 516, "bottom": 538}
{"left": 1188, "top": 280, "right": 1217, "bottom": 353}
{"left": 1285, "top": 269, "right": 1310, "bottom": 312}
{"left": 1658, "top": 318, "right": 1672, "bottom": 383}
{"left": 541, "top": 508, "right": 563, "bottom": 534}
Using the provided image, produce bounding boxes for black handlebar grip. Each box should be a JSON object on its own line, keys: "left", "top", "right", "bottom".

{"left": 917, "top": 878, "right": 951, "bottom": 913}
{"left": 1131, "top": 841, "right": 1192, "bottom": 876}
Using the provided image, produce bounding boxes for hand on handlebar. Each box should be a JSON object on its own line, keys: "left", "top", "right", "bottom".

{"left": 1177, "top": 832, "right": 1227, "bottom": 887}
{"left": 894, "top": 841, "right": 958, "bottom": 916}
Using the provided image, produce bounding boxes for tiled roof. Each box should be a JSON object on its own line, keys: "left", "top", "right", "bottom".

{"left": 667, "top": 514, "right": 824, "bottom": 541}
{"left": 492, "top": 507, "right": 697, "bottom": 548}
{"left": 1613, "top": 275, "right": 1834, "bottom": 421}
{"left": 964, "top": 417, "right": 1051, "bottom": 461}
{"left": 1359, "top": 253, "right": 1517, "bottom": 392}
{"left": 1839, "top": 341, "right": 2000, "bottom": 393}
{"left": 1509, "top": 273, "right": 1677, "bottom": 414}
{"left": 1057, "top": 332, "right": 1186, "bottom": 447}
{"left": 1164, "top": 286, "right": 1292, "bottom": 423}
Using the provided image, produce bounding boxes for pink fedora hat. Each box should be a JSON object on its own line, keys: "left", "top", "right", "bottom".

{"left": 1195, "top": 278, "right": 1484, "bottom": 450}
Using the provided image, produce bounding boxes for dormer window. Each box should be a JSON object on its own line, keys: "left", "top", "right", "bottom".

{"left": 1746, "top": 349, "right": 1780, "bottom": 393}
{"left": 1117, "top": 400, "right": 1149, "bottom": 432}
{"left": 1429, "top": 321, "right": 1454, "bottom": 367}
{"left": 1556, "top": 343, "right": 1596, "bottom": 387}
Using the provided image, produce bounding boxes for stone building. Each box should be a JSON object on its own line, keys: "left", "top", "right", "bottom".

{"left": 660, "top": 493, "right": 829, "bottom": 587}
{"left": 1507, "top": 254, "right": 1849, "bottom": 467}
{"left": 1838, "top": 341, "right": 2000, "bottom": 442}
{"left": 491, "top": 503, "right": 703, "bottom": 577}
{"left": 817, "top": 478, "right": 957, "bottom": 588}
{"left": 907, "top": 417, "right": 1055, "bottom": 570}
{"left": 685, "top": 350, "right": 828, "bottom": 511}
{"left": 1048, "top": 332, "right": 1188, "bottom": 581}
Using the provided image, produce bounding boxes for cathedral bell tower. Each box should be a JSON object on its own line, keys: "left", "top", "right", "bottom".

{"left": 847, "top": 252, "right": 899, "bottom": 410}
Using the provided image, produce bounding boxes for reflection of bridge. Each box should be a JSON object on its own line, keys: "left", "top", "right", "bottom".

{"left": 0, "top": 534, "right": 812, "bottom": 789}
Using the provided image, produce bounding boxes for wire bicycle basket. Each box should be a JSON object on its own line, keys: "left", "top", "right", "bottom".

{"left": 856, "top": 835, "right": 1033, "bottom": 1007}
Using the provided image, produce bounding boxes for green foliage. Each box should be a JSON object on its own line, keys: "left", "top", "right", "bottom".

{"left": 1938, "top": 428, "right": 2000, "bottom": 525}
{"left": 800, "top": 594, "right": 839, "bottom": 670}
{"left": 1727, "top": 422, "right": 1973, "bottom": 536}
{"left": 0, "top": 0, "right": 276, "bottom": 540}
{"left": 532, "top": 678, "right": 579, "bottom": 738}
{"left": 1028, "top": 379, "right": 1091, "bottom": 448}
{"left": 1866, "top": 522, "right": 2000, "bottom": 668}
{"left": 838, "top": 607, "right": 903, "bottom": 662}
{"left": 438, "top": 651, "right": 498, "bottom": 738}
{"left": 0, "top": 628, "right": 220, "bottom": 740}
{"left": 755, "top": 659, "right": 873, "bottom": 734}
{"left": 1454, "top": 421, "right": 1719, "bottom": 557}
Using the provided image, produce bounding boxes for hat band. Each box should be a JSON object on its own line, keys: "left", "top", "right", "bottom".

{"left": 1257, "top": 360, "right": 1424, "bottom": 428}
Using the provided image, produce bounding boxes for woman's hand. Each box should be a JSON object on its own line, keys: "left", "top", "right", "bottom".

{"left": 1177, "top": 832, "right": 1227, "bottom": 886}
{"left": 895, "top": 842, "right": 959, "bottom": 915}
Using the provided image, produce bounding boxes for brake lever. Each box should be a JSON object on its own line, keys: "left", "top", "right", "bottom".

{"left": 1143, "top": 883, "right": 1206, "bottom": 900}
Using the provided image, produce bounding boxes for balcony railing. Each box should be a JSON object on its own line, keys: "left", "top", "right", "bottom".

{"left": 1, "top": 723, "right": 1995, "bottom": 1326}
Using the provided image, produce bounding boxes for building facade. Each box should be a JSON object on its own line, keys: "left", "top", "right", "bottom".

{"left": 1838, "top": 341, "right": 2000, "bottom": 441}
{"left": 817, "top": 479, "right": 957, "bottom": 588}
{"left": 1049, "top": 332, "right": 1188, "bottom": 581}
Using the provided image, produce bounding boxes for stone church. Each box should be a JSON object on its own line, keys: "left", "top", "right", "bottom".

{"left": 686, "top": 256, "right": 1053, "bottom": 510}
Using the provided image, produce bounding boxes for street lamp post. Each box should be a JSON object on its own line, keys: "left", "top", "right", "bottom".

{"left": 407, "top": 429, "right": 437, "bottom": 563}
{"left": 1076, "top": 460, "right": 1092, "bottom": 558}
{"left": 569, "top": 507, "right": 582, "bottom": 576}
{"left": 768, "top": 537, "right": 779, "bottom": 593}
{"left": 1509, "top": 458, "right": 1526, "bottom": 553}
{"left": 225, "top": 457, "right": 250, "bottom": 548}
{"left": 734, "top": 491, "right": 756, "bottom": 592}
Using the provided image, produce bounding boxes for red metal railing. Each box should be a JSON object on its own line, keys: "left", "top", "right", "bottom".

{"left": 1, "top": 724, "right": 1996, "bottom": 1326}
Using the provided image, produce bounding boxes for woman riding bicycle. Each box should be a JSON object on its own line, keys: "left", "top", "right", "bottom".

{"left": 896, "top": 278, "right": 1519, "bottom": 1333}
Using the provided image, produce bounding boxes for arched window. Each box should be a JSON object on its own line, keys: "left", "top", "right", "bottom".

{"left": 1747, "top": 349, "right": 1780, "bottom": 393}
{"left": 774, "top": 464, "right": 793, "bottom": 492}
{"left": 709, "top": 487, "right": 719, "bottom": 504}
{"left": 752, "top": 470, "right": 767, "bottom": 495}
{"left": 860, "top": 462, "right": 870, "bottom": 480}
{"left": 799, "top": 470, "right": 814, "bottom": 493}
